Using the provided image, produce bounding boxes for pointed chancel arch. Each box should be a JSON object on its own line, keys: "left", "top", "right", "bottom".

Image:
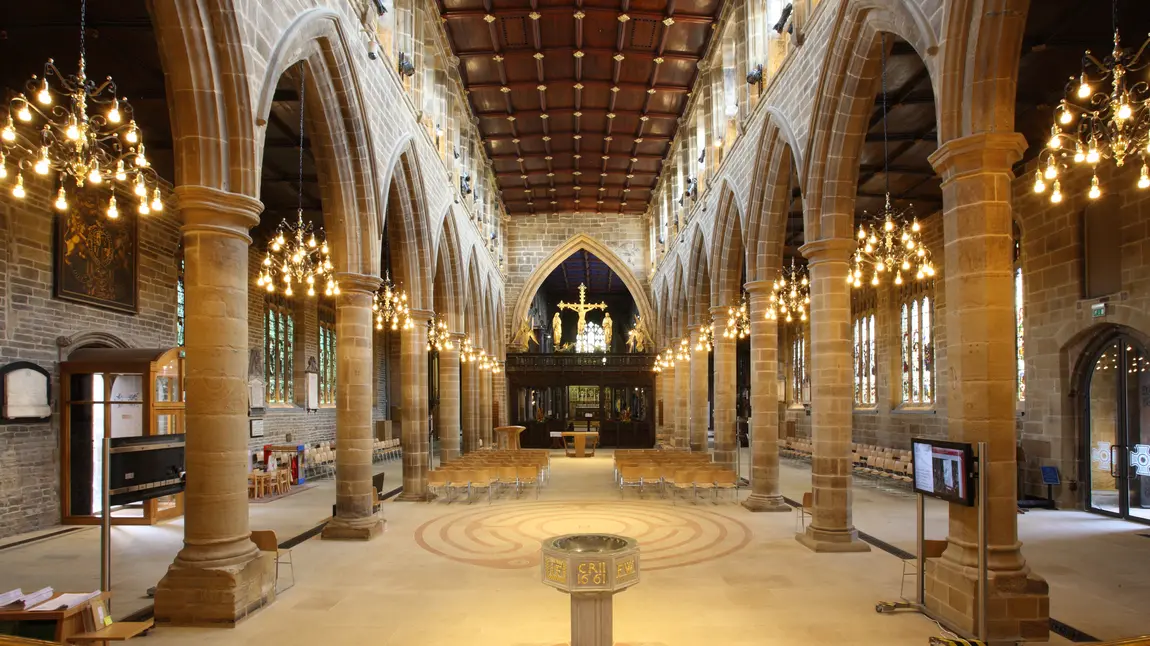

{"left": 710, "top": 186, "right": 747, "bottom": 308}
{"left": 509, "top": 234, "right": 656, "bottom": 341}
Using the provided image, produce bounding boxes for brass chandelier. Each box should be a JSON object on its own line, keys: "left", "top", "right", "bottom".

{"left": 2, "top": 0, "right": 162, "bottom": 217}
{"left": 653, "top": 347, "right": 675, "bottom": 373}
{"left": 426, "top": 313, "right": 453, "bottom": 352}
{"left": 460, "top": 336, "right": 478, "bottom": 362}
{"left": 695, "top": 314, "right": 715, "bottom": 352}
{"left": 373, "top": 272, "right": 412, "bottom": 331}
{"left": 256, "top": 72, "right": 337, "bottom": 298}
{"left": 1036, "top": 0, "right": 1150, "bottom": 203}
{"left": 675, "top": 337, "right": 691, "bottom": 363}
{"left": 848, "top": 33, "right": 935, "bottom": 289}
{"left": 723, "top": 291, "right": 750, "bottom": 339}
{"left": 767, "top": 258, "right": 810, "bottom": 322}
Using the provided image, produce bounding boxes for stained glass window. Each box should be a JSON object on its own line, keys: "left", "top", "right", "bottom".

{"left": 792, "top": 331, "right": 807, "bottom": 403}
{"left": 853, "top": 313, "right": 876, "bottom": 406}
{"left": 266, "top": 297, "right": 294, "bottom": 405}
{"left": 176, "top": 259, "right": 185, "bottom": 347}
{"left": 318, "top": 307, "right": 337, "bottom": 406}
{"left": 1015, "top": 267, "right": 1026, "bottom": 401}
{"left": 900, "top": 290, "right": 934, "bottom": 405}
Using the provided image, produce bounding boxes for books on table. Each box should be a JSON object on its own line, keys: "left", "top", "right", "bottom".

{"left": 0, "top": 586, "right": 54, "bottom": 610}
{"left": 29, "top": 590, "right": 99, "bottom": 611}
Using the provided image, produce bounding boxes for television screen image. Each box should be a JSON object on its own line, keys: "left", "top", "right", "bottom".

{"left": 912, "top": 438, "right": 974, "bottom": 506}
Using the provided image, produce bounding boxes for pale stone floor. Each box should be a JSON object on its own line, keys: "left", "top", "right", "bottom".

{"left": 2, "top": 450, "right": 1148, "bottom": 644}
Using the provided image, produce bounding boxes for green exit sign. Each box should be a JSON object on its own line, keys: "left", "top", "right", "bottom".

{"left": 1091, "top": 303, "right": 1107, "bottom": 318}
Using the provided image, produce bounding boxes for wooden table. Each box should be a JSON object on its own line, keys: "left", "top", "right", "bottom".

{"left": 70, "top": 618, "right": 153, "bottom": 645}
{"left": 0, "top": 592, "right": 147, "bottom": 644}
{"left": 562, "top": 431, "right": 600, "bottom": 458}
{"left": 493, "top": 426, "right": 526, "bottom": 450}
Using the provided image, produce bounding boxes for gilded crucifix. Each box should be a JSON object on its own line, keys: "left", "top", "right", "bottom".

{"left": 558, "top": 283, "right": 608, "bottom": 336}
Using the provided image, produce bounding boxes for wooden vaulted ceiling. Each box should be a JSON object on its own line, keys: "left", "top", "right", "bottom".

{"left": 438, "top": 0, "right": 725, "bottom": 217}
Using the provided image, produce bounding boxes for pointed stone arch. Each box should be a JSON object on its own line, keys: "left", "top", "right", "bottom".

{"left": 710, "top": 185, "right": 747, "bottom": 308}
{"left": 508, "top": 234, "right": 656, "bottom": 344}
{"left": 685, "top": 229, "right": 711, "bottom": 328}
{"left": 432, "top": 208, "right": 465, "bottom": 329}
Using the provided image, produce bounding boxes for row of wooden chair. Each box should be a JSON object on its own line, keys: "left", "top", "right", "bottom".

{"left": 427, "top": 465, "right": 542, "bottom": 503}
{"left": 303, "top": 447, "right": 335, "bottom": 479}
{"left": 613, "top": 453, "right": 713, "bottom": 484}
{"left": 373, "top": 438, "right": 402, "bottom": 462}
{"left": 617, "top": 466, "right": 739, "bottom": 504}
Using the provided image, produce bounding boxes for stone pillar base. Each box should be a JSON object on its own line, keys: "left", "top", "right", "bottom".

{"left": 321, "top": 517, "right": 384, "bottom": 540}
{"left": 925, "top": 557, "right": 1049, "bottom": 643}
{"left": 795, "top": 526, "right": 871, "bottom": 553}
{"left": 742, "top": 494, "right": 791, "bottom": 512}
{"left": 154, "top": 551, "right": 276, "bottom": 627}
{"left": 394, "top": 491, "right": 429, "bottom": 502}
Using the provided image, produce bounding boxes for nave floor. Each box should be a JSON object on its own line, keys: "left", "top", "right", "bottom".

{"left": 144, "top": 452, "right": 944, "bottom": 646}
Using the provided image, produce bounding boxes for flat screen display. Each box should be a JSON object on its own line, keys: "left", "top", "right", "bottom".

{"left": 911, "top": 438, "right": 974, "bottom": 506}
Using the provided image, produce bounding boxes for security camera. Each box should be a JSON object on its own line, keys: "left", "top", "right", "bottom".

{"left": 368, "top": 40, "right": 379, "bottom": 60}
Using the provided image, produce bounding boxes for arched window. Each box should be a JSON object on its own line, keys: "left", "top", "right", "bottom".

{"left": 765, "top": 0, "right": 792, "bottom": 78}
{"left": 265, "top": 295, "right": 295, "bottom": 405}
{"left": 900, "top": 284, "right": 934, "bottom": 405}
{"left": 852, "top": 290, "right": 876, "bottom": 407}
{"left": 176, "top": 258, "right": 185, "bottom": 347}
{"left": 1015, "top": 234, "right": 1025, "bottom": 402}
{"left": 318, "top": 306, "right": 337, "bottom": 406}
{"left": 576, "top": 321, "right": 607, "bottom": 354}
{"left": 792, "top": 329, "right": 808, "bottom": 403}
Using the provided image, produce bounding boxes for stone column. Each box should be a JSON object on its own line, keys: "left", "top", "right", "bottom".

{"left": 435, "top": 333, "right": 464, "bottom": 462}
{"left": 460, "top": 357, "right": 479, "bottom": 453}
{"left": 675, "top": 352, "right": 691, "bottom": 449}
{"left": 711, "top": 305, "right": 737, "bottom": 470}
{"left": 492, "top": 360, "right": 508, "bottom": 427}
{"left": 323, "top": 274, "right": 384, "bottom": 540}
{"left": 654, "top": 370, "right": 664, "bottom": 442}
{"left": 154, "top": 186, "right": 274, "bottom": 625}
{"left": 688, "top": 326, "right": 709, "bottom": 452}
{"left": 926, "top": 133, "right": 1048, "bottom": 641}
{"left": 743, "top": 281, "right": 790, "bottom": 512}
{"left": 479, "top": 363, "right": 492, "bottom": 447}
{"left": 796, "top": 238, "right": 868, "bottom": 552}
{"left": 397, "top": 309, "right": 432, "bottom": 501}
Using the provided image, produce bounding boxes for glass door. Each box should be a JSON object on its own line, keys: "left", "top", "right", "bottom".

{"left": 1085, "top": 337, "right": 1150, "bottom": 522}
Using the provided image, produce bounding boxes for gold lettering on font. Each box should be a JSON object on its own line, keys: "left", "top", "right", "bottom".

{"left": 545, "top": 556, "right": 567, "bottom": 584}
{"left": 576, "top": 561, "right": 607, "bottom": 585}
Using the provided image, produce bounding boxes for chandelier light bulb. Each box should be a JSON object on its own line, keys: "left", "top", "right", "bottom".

{"left": 12, "top": 174, "right": 25, "bottom": 199}
{"left": 37, "top": 78, "right": 51, "bottom": 105}
{"left": 884, "top": 219, "right": 894, "bottom": 232}
{"left": 114, "top": 160, "right": 126, "bottom": 181}
{"left": 1050, "top": 180, "right": 1063, "bottom": 204}
{"left": 65, "top": 114, "right": 80, "bottom": 141}
{"left": 138, "top": 201, "right": 150, "bottom": 215}
{"left": 285, "top": 285, "right": 293, "bottom": 297}
{"left": 35, "top": 148, "right": 50, "bottom": 175}
{"left": 1077, "top": 75, "right": 1091, "bottom": 99}
{"left": 126, "top": 121, "right": 138, "bottom": 144}
{"left": 1074, "top": 143, "right": 1086, "bottom": 163}
{"left": 857, "top": 226, "right": 866, "bottom": 240}
{"left": 871, "top": 274, "right": 879, "bottom": 286}
{"left": 1088, "top": 175, "right": 1101, "bottom": 200}
{"left": 1086, "top": 144, "right": 1100, "bottom": 165}
{"left": 1139, "top": 165, "right": 1150, "bottom": 189}
{"left": 894, "top": 271, "right": 903, "bottom": 285}
{"left": 1059, "top": 108, "right": 1073, "bottom": 125}
{"left": 1, "top": 123, "right": 14, "bottom": 142}
{"left": 1044, "top": 157, "right": 1058, "bottom": 180}
{"left": 136, "top": 144, "right": 149, "bottom": 168}
{"left": 266, "top": 281, "right": 275, "bottom": 293}
{"left": 876, "top": 261, "right": 886, "bottom": 272}
{"left": 106, "top": 195, "right": 119, "bottom": 219}
{"left": 17, "top": 101, "right": 32, "bottom": 122}
{"left": 151, "top": 188, "right": 163, "bottom": 211}
{"left": 901, "top": 259, "right": 911, "bottom": 270}
{"left": 54, "top": 187, "right": 68, "bottom": 211}
{"left": 910, "top": 220, "right": 920, "bottom": 233}
{"left": 134, "top": 176, "right": 147, "bottom": 197}
{"left": 1117, "top": 103, "right": 1132, "bottom": 122}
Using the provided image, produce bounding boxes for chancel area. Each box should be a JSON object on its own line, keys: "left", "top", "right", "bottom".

{"left": 1, "top": 1, "right": 1150, "bottom": 645}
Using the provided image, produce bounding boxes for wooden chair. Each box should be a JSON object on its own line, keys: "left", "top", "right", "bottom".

{"left": 469, "top": 469, "right": 494, "bottom": 504}
{"left": 713, "top": 470, "right": 738, "bottom": 503}
{"left": 497, "top": 466, "right": 519, "bottom": 497}
{"left": 692, "top": 469, "right": 716, "bottom": 503}
{"left": 277, "top": 469, "right": 292, "bottom": 495}
{"left": 671, "top": 469, "right": 696, "bottom": 504}
{"left": 247, "top": 473, "right": 260, "bottom": 499}
{"left": 516, "top": 465, "right": 539, "bottom": 499}
{"left": 446, "top": 469, "right": 472, "bottom": 503}
{"left": 618, "top": 466, "right": 643, "bottom": 499}
{"left": 795, "top": 492, "right": 813, "bottom": 532}
{"left": 427, "top": 471, "right": 449, "bottom": 500}
{"left": 639, "top": 466, "right": 662, "bottom": 497}
{"left": 251, "top": 530, "right": 294, "bottom": 592}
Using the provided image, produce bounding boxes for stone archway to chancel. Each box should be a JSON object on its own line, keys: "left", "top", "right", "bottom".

{"left": 509, "top": 234, "right": 656, "bottom": 350}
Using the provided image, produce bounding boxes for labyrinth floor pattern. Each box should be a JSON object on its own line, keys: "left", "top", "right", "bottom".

{"left": 413, "top": 500, "right": 752, "bottom": 571}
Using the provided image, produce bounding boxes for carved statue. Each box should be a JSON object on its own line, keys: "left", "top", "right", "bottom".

{"left": 306, "top": 356, "right": 319, "bottom": 373}
{"left": 552, "top": 312, "right": 563, "bottom": 346}
{"left": 511, "top": 315, "right": 539, "bottom": 350}
{"left": 602, "top": 312, "right": 614, "bottom": 349}
{"left": 627, "top": 315, "right": 653, "bottom": 353}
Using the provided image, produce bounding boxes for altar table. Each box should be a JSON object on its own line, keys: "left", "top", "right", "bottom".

{"left": 562, "top": 431, "right": 599, "bottom": 458}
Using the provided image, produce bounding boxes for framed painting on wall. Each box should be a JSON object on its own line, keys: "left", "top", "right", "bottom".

{"left": 54, "top": 190, "right": 139, "bottom": 313}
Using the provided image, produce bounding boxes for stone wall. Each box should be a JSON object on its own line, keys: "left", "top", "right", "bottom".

{"left": 504, "top": 212, "right": 651, "bottom": 336}
{"left": 0, "top": 183, "right": 181, "bottom": 538}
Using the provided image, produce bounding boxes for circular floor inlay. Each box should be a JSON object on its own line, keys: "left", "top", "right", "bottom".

{"left": 414, "top": 501, "right": 752, "bottom": 571}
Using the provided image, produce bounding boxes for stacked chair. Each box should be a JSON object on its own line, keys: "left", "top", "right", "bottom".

{"left": 372, "top": 438, "right": 402, "bottom": 462}
{"left": 303, "top": 442, "right": 336, "bottom": 480}
{"left": 425, "top": 449, "right": 551, "bottom": 503}
{"left": 612, "top": 450, "right": 740, "bottom": 504}
{"left": 779, "top": 439, "right": 915, "bottom": 492}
